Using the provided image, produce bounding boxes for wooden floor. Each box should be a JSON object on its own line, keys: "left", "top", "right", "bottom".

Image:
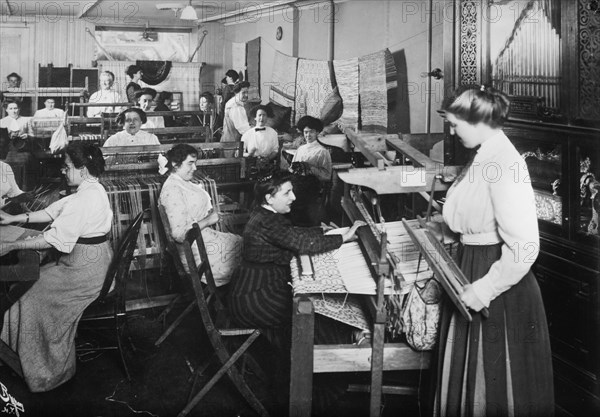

{"left": 0, "top": 272, "right": 426, "bottom": 417}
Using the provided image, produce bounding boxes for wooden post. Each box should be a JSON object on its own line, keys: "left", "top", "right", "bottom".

{"left": 289, "top": 296, "right": 315, "bottom": 417}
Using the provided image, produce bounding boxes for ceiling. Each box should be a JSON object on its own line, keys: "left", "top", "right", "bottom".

{"left": 0, "top": 0, "right": 314, "bottom": 25}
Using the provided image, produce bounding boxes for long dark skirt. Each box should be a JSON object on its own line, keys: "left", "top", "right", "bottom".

{"left": 433, "top": 243, "right": 554, "bottom": 417}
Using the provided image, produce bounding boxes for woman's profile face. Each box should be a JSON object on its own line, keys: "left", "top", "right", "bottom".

{"left": 266, "top": 181, "right": 296, "bottom": 214}
{"left": 445, "top": 113, "right": 480, "bottom": 149}
{"left": 61, "top": 154, "right": 85, "bottom": 186}
{"left": 134, "top": 70, "right": 143, "bottom": 81}
{"left": 6, "top": 103, "right": 19, "bottom": 118}
{"left": 123, "top": 111, "right": 143, "bottom": 135}
{"left": 173, "top": 154, "right": 197, "bottom": 182}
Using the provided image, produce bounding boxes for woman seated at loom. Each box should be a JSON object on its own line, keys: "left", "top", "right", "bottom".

{"left": 241, "top": 104, "right": 279, "bottom": 161}
{"left": 87, "top": 71, "right": 123, "bottom": 117}
{"left": 154, "top": 91, "right": 176, "bottom": 127}
{"left": 135, "top": 88, "right": 164, "bottom": 129}
{"left": 227, "top": 170, "right": 365, "bottom": 412}
{"left": 103, "top": 107, "right": 160, "bottom": 147}
{"left": 291, "top": 116, "right": 332, "bottom": 183}
{"left": 0, "top": 142, "right": 113, "bottom": 392}
{"left": 159, "top": 144, "right": 242, "bottom": 286}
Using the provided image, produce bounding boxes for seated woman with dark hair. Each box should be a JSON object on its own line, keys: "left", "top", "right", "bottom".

{"left": 241, "top": 104, "right": 279, "bottom": 160}
{"left": 292, "top": 116, "right": 332, "bottom": 182}
{"left": 103, "top": 107, "right": 160, "bottom": 147}
{"left": 135, "top": 88, "right": 164, "bottom": 129}
{"left": 125, "top": 65, "right": 143, "bottom": 103}
{"left": 154, "top": 91, "right": 176, "bottom": 127}
{"left": 159, "top": 144, "right": 242, "bottom": 286}
{"left": 0, "top": 142, "right": 113, "bottom": 392}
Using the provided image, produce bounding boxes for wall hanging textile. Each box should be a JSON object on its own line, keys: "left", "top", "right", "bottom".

{"left": 137, "top": 60, "right": 172, "bottom": 85}
{"left": 269, "top": 50, "right": 298, "bottom": 110}
{"left": 332, "top": 57, "right": 360, "bottom": 128}
{"left": 245, "top": 37, "right": 261, "bottom": 102}
{"left": 294, "top": 58, "right": 334, "bottom": 124}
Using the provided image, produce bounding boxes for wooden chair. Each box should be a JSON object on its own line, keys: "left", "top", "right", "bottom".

{"left": 153, "top": 203, "right": 197, "bottom": 346}
{"left": 177, "top": 223, "right": 269, "bottom": 417}
{"left": 76, "top": 209, "right": 147, "bottom": 380}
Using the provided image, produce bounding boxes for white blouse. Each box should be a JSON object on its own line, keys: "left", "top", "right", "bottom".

{"left": 222, "top": 98, "right": 250, "bottom": 142}
{"left": 241, "top": 126, "right": 279, "bottom": 159}
{"left": 159, "top": 174, "right": 213, "bottom": 243}
{"left": 43, "top": 179, "right": 113, "bottom": 253}
{"left": 87, "top": 90, "right": 123, "bottom": 117}
{"left": 443, "top": 130, "right": 539, "bottom": 307}
{"left": 292, "top": 140, "right": 332, "bottom": 182}
{"left": 0, "top": 161, "right": 23, "bottom": 207}
{"left": 0, "top": 116, "right": 30, "bottom": 136}
{"left": 103, "top": 130, "right": 160, "bottom": 147}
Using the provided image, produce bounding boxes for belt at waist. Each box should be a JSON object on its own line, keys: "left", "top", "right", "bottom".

{"left": 460, "top": 231, "right": 502, "bottom": 245}
{"left": 77, "top": 235, "right": 108, "bottom": 245}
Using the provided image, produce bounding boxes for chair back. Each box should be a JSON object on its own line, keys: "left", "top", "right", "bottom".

{"left": 181, "top": 223, "right": 225, "bottom": 315}
{"left": 157, "top": 202, "right": 188, "bottom": 278}
{"left": 96, "top": 209, "right": 146, "bottom": 302}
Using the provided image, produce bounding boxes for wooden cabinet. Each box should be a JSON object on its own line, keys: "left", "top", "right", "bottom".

{"left": 443, "top": 1, "right": 600, "bottom": 413}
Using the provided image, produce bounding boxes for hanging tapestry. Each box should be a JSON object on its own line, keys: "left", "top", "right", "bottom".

{"left": 294, "top": 59, "right": 333, "bottom": 124}
{"left": 359, "top": 49, "right": 397, "bottom": 132}
{"left": 246, "top": 37, "right": 261, "bottom": 101}
{"left": 269, "top": 51, "right": 298, "bottom": 112}
{"left": 333, "top": 57, "right": 360, "bottom": 128}
{"left": 137, "top": 60, "right": 172, "bottom": 85}
{"left": 99, "top": 61, "right": 202, "bottom": 110}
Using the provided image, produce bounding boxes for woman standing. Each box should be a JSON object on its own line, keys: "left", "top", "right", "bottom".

{"left": 0, "top": 142, "right": 113, "bottom": 392}
{"left": 125, "top": 65, "right": 143, "bottom": 104}
{"left": 433, "top": 86, "right": 554, "bottom": 416}
{"left": 159, "top": 144, "right": 242, "bottom": 286}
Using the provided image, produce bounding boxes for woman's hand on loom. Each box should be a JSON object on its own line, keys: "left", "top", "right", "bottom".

{"left": 426, "top": 220, "right": 458, "bottom": 245}
{"left": 0, "top": 210, "right": 17, "bottom": 225}
{"left": 341, "top": 220, "right": 367, "bottom": 243}
{"left": 460, "top": 284, "right": 486, "bottom": 312}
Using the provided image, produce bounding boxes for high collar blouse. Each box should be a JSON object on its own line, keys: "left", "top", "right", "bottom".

{"left": 443, "top": 130, "right": 539, "bottom": 307}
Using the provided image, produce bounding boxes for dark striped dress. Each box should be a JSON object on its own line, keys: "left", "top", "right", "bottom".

{"left": 228, "top": 206, "right": 342, "bottom": 329}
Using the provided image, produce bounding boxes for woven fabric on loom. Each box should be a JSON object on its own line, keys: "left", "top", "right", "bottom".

{"left": 246, "top": 38, "right": 261, "bottom": 102}
{"left": 294, "top": 59, "right": 333, "bottom": 124}
{"left": 269, "top": 51, "right": 298, "bottom": 110}
{"left": 333, "top": 57, "right": 360, "bottom": 128}
{"left": 358, "top": 49, "right": 397, "bottom": 132}
{"left": 99, "top": 61, "right": 203, "bottom": 110}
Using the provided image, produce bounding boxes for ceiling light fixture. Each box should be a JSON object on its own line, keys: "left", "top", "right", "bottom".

{"left": 180, "top": 1, "right": 198, "bottom": 20}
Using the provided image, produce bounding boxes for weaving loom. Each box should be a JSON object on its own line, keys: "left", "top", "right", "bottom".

{"left": 101, "top": 142, "right": 247, "bottom": 273}
{"left": 289, "top": 128, "right": 469, "bottom": 417}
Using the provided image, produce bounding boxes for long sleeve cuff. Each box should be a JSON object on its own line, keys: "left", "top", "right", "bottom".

{"left": 471, "top": 276, "right": 496, "bottom": 308}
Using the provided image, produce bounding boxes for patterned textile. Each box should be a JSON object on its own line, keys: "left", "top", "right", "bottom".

{"left": 294, "top": 59, "right": 334, "bottom": 124}
{"left": 358, "top": 49, "right": 397, "bottom": 132}
{"left": 269, "top": 51, "right": 298, "bottom": 112}
{"left": 246, "top": 37, "right": 261, "bottom": 102}
{"left": 333, "top": 57, "right": 359, "bottom": 128}
{"left": 137, "top": 60, "right": 172, "bottom": 85}
{"left": 99, "top": 61, "right": 202, "bottom": 111}
{"left": 309, "top": 294, "right": 370, "bottom": 330}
